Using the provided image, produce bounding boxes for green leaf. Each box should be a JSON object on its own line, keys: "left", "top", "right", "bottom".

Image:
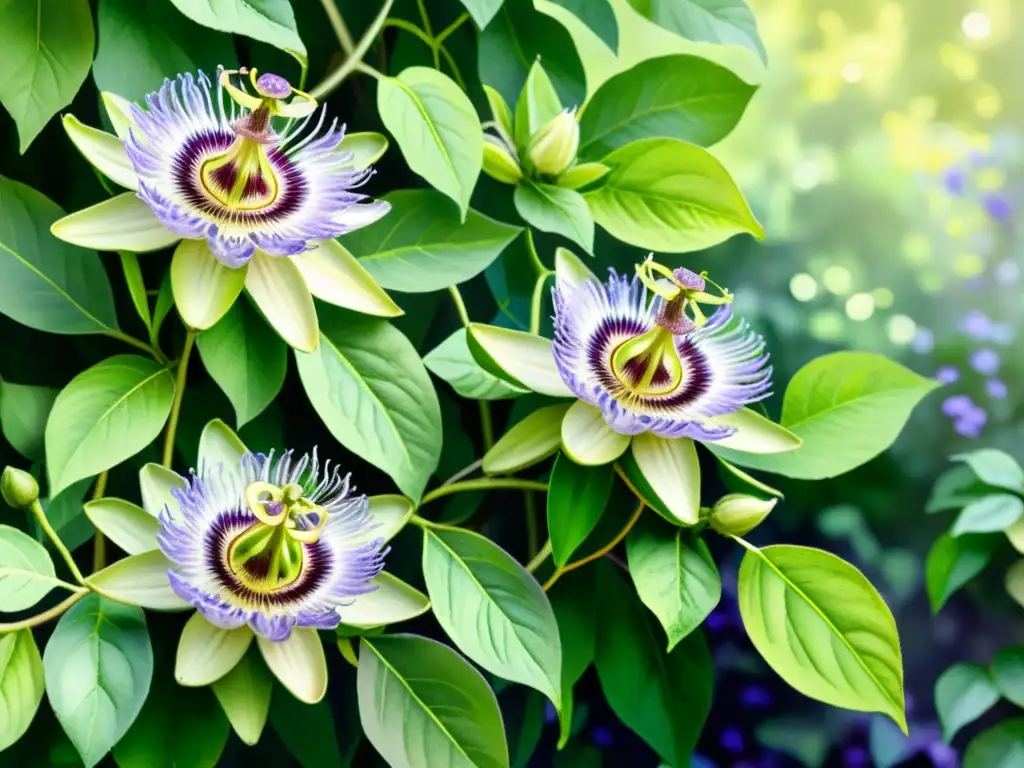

{"left": 456, "top": 0, "right": 504, "bottom": 29}
{"left": 927, "top": 464, "right": 993, "bottom": 513}
{"left": 710, "top": 352, "right": 939, "bottom": 479}
{"left": 992, "top": 646, "right": 1024, "bottom": 708}
{"left": 593, "top": 562, "right": 712, "bottom": 765}
{"left": 626, "top": 516, "right": 720, "bottom": 651}
{"left": 0, "top": 525, "right": 58, "bottom": 612}
{"left": 0, "top": 175, "right": 118, "bottom": 335}
{"left": 0, "top": 381, "right": 58, "bottom": 461}
{"left": 737, "top": 543, "right": 906, "bottom": 732}
{"left": 357, "top": 634, "right": 509, "bottom": 768}
{"left": 484, "top": 403, "right": 571, "bottom": 474}
{"left": 548, "top": 454, "right": 613, "bottom": 566}
{"left": 296, "top": 308, "right": 442, "bottom": 500}
{"left": 514, "top": 61, "right": 563, "bottom": 151}
{"left": 40, "top": 479, "right": 96, "bottom": 554}
{"left": 119, "top": 252, "right": 152, "bottom": 331}
{"left": 925, "top": 533, "right": 997, "bottom": 613}
{"left": 45, "top": 355, "right": 175, "bottom": 497}
{"left": 467, "top": 323, "right": 572, "bottom": 398}
{"left": 211, "top": 647, "right": 272, "bottom": 746}
{"left": 422, "top": 527, "right": 562, "bottom": 710}
{"left": 953, "top": 448, "right": 1024, "bottom": 494}
{"left": 1009, "top": 561, "right": 1024, "bottom": 610}
{"left": 952, "top": 494, "right": 1024, "bottom": 536}
{"left": 197, "top": 299, "right": 287, "bottom": 427}
{"left": 425, "top": 329, "right": 529, "bottom": 400}
{"left": 548, "top": 0, "right": 618, "bottom": 52}
{"left": 44, "top": 595, "right": 153, "bottom": 768}
{"left": 270, "top": 689, "right": 344, "bottom": 768}
{"left": 935, "top": 663, "right": 999, "bottom": 743}
{"left": 348, "top": 189, "right": 520, "bottom": 293}
{"left": 514, "top": 184, "right": 594, "bottom": 254}
{"left": 112, "top": 674, "right": 229, "bottom": 768}
{"left": 93, "top": 0, "right": 236, "bottom": 103}
{"left": 964, "top": 718, "right": 1024, "bottom": 768}
{"left": 578, "top": 54, "right": 756, "bottom": 159}
{"left": 625, "top": 0, "right": 766, "bottom": 63}
{"left": 547, "top": 571, "right": 596, "bottom": 748}
{"left": 167, "top": 0, "right": 306, "bottom": 70}
{"left": 0, "top": 631, "right": 44, "bottom": 752}
{"left": 479, "top": 0, "right": 587, "bottom": 109}
{"left": 585, "top": 137, "right": 763, "bottom": 252}
{"left": 0, "top": 0, "right": 95, "bottom": 152}
{"left": 378, "top": 68, "right": 483, "bottom": 219}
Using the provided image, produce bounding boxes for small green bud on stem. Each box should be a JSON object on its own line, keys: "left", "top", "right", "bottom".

{"left": 709, "top": 493, "right": 777, "bottom": 536}
{"left": 528, "top": 109, "right": 579, "bottom": 177}
{"left": 1, "top": 467, "right": 39, "bottom": 510}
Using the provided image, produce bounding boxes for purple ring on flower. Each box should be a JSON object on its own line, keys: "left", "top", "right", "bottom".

{"left": 157, "top": 448, "right": 385, "bottom": 642}
{"left": 552, "top": 268, "right": 772, "bottom": 441}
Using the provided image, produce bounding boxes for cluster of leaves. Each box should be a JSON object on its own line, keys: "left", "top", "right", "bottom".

{"left": 924, "top": 449, "right": 1024, "bottom": 765}
{"left": 0, "top": 0, "right": 946, "bottom": 765}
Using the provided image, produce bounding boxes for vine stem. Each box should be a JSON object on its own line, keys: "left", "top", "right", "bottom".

{"left": 91, "top": 471, "right": 108, "bottom": 572}
{"left": 29, "top": 500, "right": 86, "bottom": 585}
{"left": 320, "top": 0, "right": 355, "bottom": 55}
{"left": 542, "top": 502, "right": 645, "bottom": 591}
{"left": 102, "top": 329, "right": 166, "bottom": 364}
{"left": 526, "top": 540, "right": 552, "bottom": 572}
{"left": 420, "top": 478, "right": 547, "bottom": 506}
{"left": 525, "top": 491, "right": 539, "bottom": 557}
{"left": 310, "top": 0, "right": 396, "bottom": 100}
{"left": 0, "top": 590, "right": 88, "bottom": 633}
{"left": 442, "top": 458, "right": 483, "bottom": 486}
{"left": 448, "top": 286, "right": 496, "bottom": 452}
{"left": 162, "top": 331, "right": 196, "bottom": 468}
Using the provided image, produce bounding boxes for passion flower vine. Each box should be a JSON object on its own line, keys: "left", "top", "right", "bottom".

{"left": 51, "top": 67, "right": 398, "bottom": 351}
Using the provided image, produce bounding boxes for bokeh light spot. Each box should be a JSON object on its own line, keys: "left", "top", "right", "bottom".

{"left": 961, "top": 11, "right": 991, "bottom": 40}
{"left": 790, "top": 273, "right": 818, "bottom": 301}
{"left": 822, "top": 265, "right": 853, "bottom": 295}
{"left": 845, "top": 292, "right": 875, "bottom": 321}
{"left": 887, "top": 315, "right": 917, "bottom": 345}
{"left": 872, "top": 287, "right": 894, "bottom": 308}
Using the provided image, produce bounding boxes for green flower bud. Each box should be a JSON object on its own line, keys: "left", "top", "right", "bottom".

{"left": 1, "top": 467, "right": 39, "bottom": 510}
{"left": 482, "top": 136, "right": 522, "bottom": 185}
{"left": 557, "top": 161, "right": 611, "bottom": 190}
{"left": 709, "top": 493, "right": 777, "bottom": 536}
{"left": 527, "top": 109, "right": 579, "bottom": 177}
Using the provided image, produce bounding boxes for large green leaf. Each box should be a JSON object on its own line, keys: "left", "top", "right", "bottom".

{"left": 547, "top": 571, "right": 596, "bottom": 748}
{"left": 548, "top": 0, "right": 618, "bottom": 52}
{"left": 196, "top": 299, "right": 287, "bottom": 427}
{"left": 93, "top": 0, "right": 236, "bottom": 103}
{"left": 514, "top": 184, "right": 594, "bottom": 254}
{"left": 167, "top": 0, "right": 305, "bottom": 69}
{"left": 378, "top": 68, "right": 483, "bottom": 219}
{"left": 45, "top": 355, "right": 175, "bottom": 497}
{"left": 0, "top": 630, "right": 44, "bottom": 752}
{"left": 624, "top": 0, "right": 766, "bottom": 63}
{"left": 993, "top": 646, "right": 1024, "bottom": 708}
{"left": 952, "top": 494, "right": 1024, "bottom": 536}
{"left": 547, "top": 453, "right": 612, "bottom": 566}
{"left": 626, "top": 515, "right": 720, "bottom": 651}
{"left": 964, "top": 719, "right": 1024, "bottom": 768}
{"left": 347, "top": 189, "right": 520, "bottom": 293}
{"left": 0, "top": 0, "right": 95, "bottom": 152}
{"left": 710, "top": 352, "right": 939, "bottom": 479}
{"left": 479, "top": 0, "right": 587, "bottom": 109}
{"left": 927, "top": 464, "right": 994, "bottom": 513}
{"left": 953, "top": 448, "right": 1024, "bottom": 494}
{"left": 456, "top": 0, "right": 504, "bottom": 29}
{"left": 934, "top": 663, "right": 999, "bottom": 743}
{"left": 0, "top": 382, "right": 58, "bottom": 461}
{"left": 296, "top": 308, "right": 442, "bottom": 500}
{"left": 270, "top": 689, "right": 344, "bottom": 768}
{"left": 0, "top": 176, "right": 118, "bottom": 335}
{"left": 210, "top": 648, "right": 272, "bottom": 746}
{"left": 593, "top": 562, "right": 712, "bottom": 765}
{"left": 925, "top": 533, "right": 997, "bottom": 612}
{"left": 0, "top": 525, "right": 57, "bottom": 612}
{"left": 578, "top": 54, "right": 756, "bottom": 159}
{"left": 422, "top": 527, "right": 562, "bottom": 710}
{"left": 357, "top": 634, "right": 509, "bottom": 768}
{"left": 424, "top": 329, "right": 527, "bottom": 400}
{"left": 737, "top": 543, "right": 906, "bottom": 732}
{"left": 44, "top": 595, "right": 153, "bottom": 768}
{"left": 585, "top": 137, "right": 763, "bottom": 252}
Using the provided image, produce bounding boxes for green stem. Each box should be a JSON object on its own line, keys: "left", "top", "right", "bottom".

{"left": 0, "top": 590, "right": 88, "bottom": 633}
{"left": 415, "top": 0, "right": 434, "bottom": 37}
{"left": 525, "top": 491, "right": 539, "bottom": 557}
{"left": 529, "top": 272, "right": 549, "bottom": 335}
{"left": 435, "top": 12, "right": 469, "bottom": 45}
{"left": 310, "top": 0, "right": 395, "bottom": 100}
{"left": 526, "top": 539, "right": 551, "bottom": 572}
{"left": 442, "top": 458, "right": 482, "bottom": 486}
{"left": 383, "top": 18, "right": 434, "bottom": 47}
{"left": 320, "top": 0, "right": 355, "bottom": 55}
{"left": 29, "top": 500, "right": 86, "bottom": 585}
{"left": 542, "top": 502, "right": 644, "bottom": 591}
{"left": 162, "top": 332, "right": 196, "bottom": 468}
{"left": 91, "top": 471, "right": 108, "bottom": 572}
{"left": 478, "top": 401, "right": 495, "bottom": 450}
{"left": 524, "top": 229, "right": 550, "bottom": 277}
{"left": 437, "top": 44, "right": 467, "bottom": 91}
{"left": 448, "top": 285, "right": 471, "bottom": 326}
{"left": 421, "top": 478, "right": 547, "bottom": 506}
{"left": 102, "top": 329, "right": 167, "bottom": 364}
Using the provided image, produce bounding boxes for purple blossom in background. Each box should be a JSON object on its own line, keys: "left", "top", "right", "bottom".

{"left": 935, "top": 365, "right": 960, "bottom": 384}
{"left": 591, "top": 726, "right": 614, "bottom": 749}
{"left": 843, "top": 745, "right": 871, "bottom": 768}
{"left": 942, "top": 166, "right": 967, "bottom": 195}
{"left": 986, "top": 378, "right": 1008, "bottom": 399}
{"left": 982, "top": 192, "right": 1013, "bottom": 221}
{"left": 990, "top": 323, "right": 1015, "bottom": 345}
{"left": 927, "top": 741, "right": 960, "bottom": 768}
{"left": 740, "top": 684, "right": 773, "bottom": 709}
{"left": 960, "top": 310, "right": 991, "bottom": 340}
{"left": 942, "top": 395, "right": 973, "bottom": 417}
{"left": 954, "top": 405, "right": 988, "bottom": 438}
{"left": 720, "top": 727, "right": 744, "bottom": 754}
{"left": 910, "top": 327, "right": 935, "bottom": 354}
{"left": 970, "top": 348, "right": 1000, "bottom": 375}
{"left": 544, "top": 701, "right": 557, "bottom": 724}
{"left": 968, "top": 148, "right": 987, "bottom": 166}
{"left": 995, "top": 260, "right": 1020, "bottom": 284}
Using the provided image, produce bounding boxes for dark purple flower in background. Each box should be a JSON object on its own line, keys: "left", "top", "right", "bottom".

{"left": 942, "top": 166, "right": 967, "bottom": 195}
{"left": 935, "top": 365, "right": 960, "bottom": 384}
{"left": 941, "top": 395, "right": 973, "bottom": 417}
{"left": 720, "top": 727, "right": 744, "bottom": 754}
{"left": 969, "top": 348, "right": 1000, "bottom": 375}
{"left": 740, "top": 684, "right": 774, "bottom": 709}
{"left": 843, "top": 745, "right": 871, "bottom": 768}
{"left": 982, "top": 191, "right": 1013, "bottom": 221}
{"left": 591, "top": 726, "right": 614, "bottom": 749}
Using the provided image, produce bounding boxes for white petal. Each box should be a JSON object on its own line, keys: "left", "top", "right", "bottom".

{"left": 561, "top": 400, "right": 630, "bottom": 466}
{"left": 139, "top": 462, "right": 185, "bottom": 520}
{"left": 62, "top": 115, "right": 138, "bottom": 190}
{"left": 291, "top": 239, "right": 402, "bottom": 317}
{"left": 337, "top": 199, "right": 391, "bottom": 230}
{"left": 245, "top": 251, "right": 319, "bottom": 353}
{"left": 710, "top": 408, "right": 802, "bottom": 454}
{"left": 171, "top": 239, "right": 247, "bottom": 330}
{"left": 88, "top": 551, "right": 190, "bottom": 611}
{"left": 51, "top": 193, "right": 179, "bottom": 253}
{"left": 198, "top": 418, "right": 248, "bottom": 472}
{"left": 631, "top": 433, "right": 701, "bottom": 525}
{"left": 84, "top": 498, "right": 160, "bottom": 554}
{"left": 338, "top": 132, "right": 389, "bottom": 170}
{"left": 101, "top": 92, "right": 135, "bottom": 140}
{"left": 355, "top": 495, "right": 414, "bottom": 545}
{"left": 468, "top": 323, "right": 573, "bottom": 398}
{"left": 176, "top": 612, "right": 254, "bottom": 687}
{"left": 257, "top": 628, "right": 328, "bottom": 704}
{"left": 337, "top": 573, "right": 430, "bottom": 627}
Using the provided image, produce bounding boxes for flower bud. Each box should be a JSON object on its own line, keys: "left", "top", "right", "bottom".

{"left": 1, "top": 467, "right": 39, "bottom": 510}
{"left": 709, "top": 493, "right": 777, "bottom": 536}
{"left": 527, "top": 109, "right": 579, "bottom": 177}
{"left": 482, "top": 137, "right": 523, "bottom": 185}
